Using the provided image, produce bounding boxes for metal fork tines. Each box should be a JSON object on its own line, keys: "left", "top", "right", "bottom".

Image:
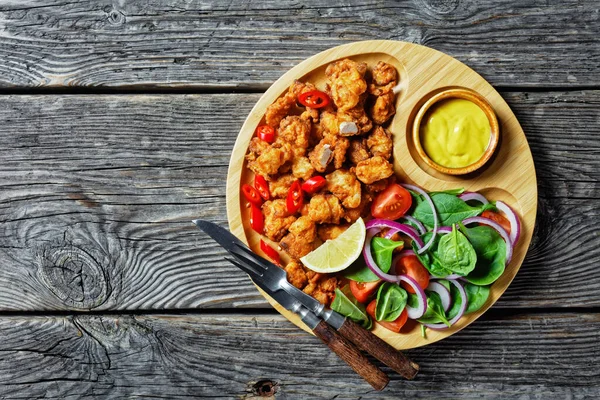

{"left": 229, "top": 242, "right": 287, "bottom": 285}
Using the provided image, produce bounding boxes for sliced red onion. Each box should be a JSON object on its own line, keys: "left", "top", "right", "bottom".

{"left": 423, "top": 279, "right": 468, "bottom": 330}
{"left": 459, "top": 191, "right": 489, "bottom": 205}
{"left": 427, "top": 282, "right": 451, "bottom": 312}
{"left": 495, "top": 200, "right": 521, "bottom": 245}
{"left": 400, "top": 215, "right": 426, "bottom": 235}
{"left": 365, "top": 219, "right": 424, "bottom": 248}
{"left": 462, "top": 216, "right": 513, "bottom": 264}
{"left": 401, "top": 184, "right": 438, "bottom": 254}
{"left": 362, "top": 229, "right": 427, "bottom": 319}
{"left": 436, "top": 226, "right": 453, "bottom": 234}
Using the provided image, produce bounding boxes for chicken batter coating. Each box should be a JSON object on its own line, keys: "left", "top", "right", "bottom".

{"left": 279, "top": 216, "right": 318, "bottom": 259}
{"left": 268, "top": 174, "right": 295, "bottom": 199}
{"left": 307, "top": 194, "right": 344, "bottom": 225}
{"left": 337, "top": 104, "right": 372, "bottom": 135}
{"left": 292, "top": 156, "right": 315, "bottom": 181}
{"left": 276, "top": 116, "right": 311, "bottom": 157}
{"left": 246, "top": 142, "right": 294, "bottom": 177}
{"left": 369, "top": 92, "right": 396, "bottom": 125}
{"left": 369, "top": 61, "right": 398, "bottom": 95}
{"left": 343, "top": 192, "right": 373, "bottom": 223}
{"left": 355, "top": 156, "right": 394, "bottom": 185}
{"left": 317, "top": 223, "right": 350, "bottom": 242}
{"left": 367, "top": 126, "right": 393, "bottom": 160}
{"left": 326, "top": 169, "right": 361, "bottom": 209}
{"left": 262, "top": 199, "right": 297, "bottom": 242}
{"left": 326, "top": 59, "right": 368, "bottom": 112}
{"left": 284, "top": 261, "right": 308, "bottom": 289}
{"left": 348, "top": 138, "right": 371, "bottom": 165}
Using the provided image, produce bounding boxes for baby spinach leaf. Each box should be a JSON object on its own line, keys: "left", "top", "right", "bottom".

{"left": 461, "top": 225, "right": 507, "bottom": 285}
{"left": 342, "top": 237, "right": 402, "bottom": 282}
{"left": 447, "top": 282, "right": 491, "bottom": 319}
{"left": 412, "top": 193, "right": 494, "bottom": 228}
{"left": 417, "top": 291, "right": 451, "bottom": 327}
{"left": 436, "top": 224, "right": 477, "bottom": 275}
{"left": 412, "top": 233, "right": 452, "bottom": 277}
{"left": 375, "top": 282, "right": 408, "bottom": 322}
{"left": 331, "top": 286, "right": 372, "bottom": 329}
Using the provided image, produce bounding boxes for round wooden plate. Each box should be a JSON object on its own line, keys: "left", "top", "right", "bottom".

{"left": 226, "top": 40, "right": 537, "bottom": 350}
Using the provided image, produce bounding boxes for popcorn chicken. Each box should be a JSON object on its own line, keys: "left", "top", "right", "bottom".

{"left": 369, "top": 92, "right": 396, "bottom": 125}
{"left": 367, "top": 126, "right": 393, "bottom": 160}
{"left": 307, "top": 194, "right": 344, "bottom": 224}
{"left": 268, "top": 174, "right": 295, "bottom": 199}
{"left": 343, "top": 192, "right": 373, "bottom": 223}
{"left": 348, "top": 138, "right": 370, "bottom": 165}
{"left": 326, "top": 59, "right": 368, "bottom": 112}
{"left": 279, "top": 216, "right": 318, "bottom": 259}
{"left": 326, "top": 169, "right": 361, "bottom": 209}
{"left": 337, "top": 104, "right": 372, "bottom": 135}
{"left": 292, "top": 156, "right": 315, "bottom": 181}
{"left": 265, "top": 92, "right": 295, "bottom": 129}
{"left": 284, "top": 260, "right": 308, "bottom": 289}
{"left": 262, "top": 199, "right": 297, "bottom": 241}
{"left": 276, "top": 116, "right": 311, "bottom": 157}
{"left": 317, "top": 224, "right": 350, "bottom": 242}
{"left": 369, "top": 61, "right": 398, "bottom": 95}
{"left": 246, "top": 142, "right": 294, "bottom": 177}
{"left": 355, "top": 156, "right": 394, "bottom": 184}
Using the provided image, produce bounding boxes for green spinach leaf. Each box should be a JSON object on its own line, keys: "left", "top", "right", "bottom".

{"left": 331, "top": 286, "right": 372, "bottom": 329}
{"left": 436, "top": 224, "right": 477, "bottom": 275}
{"left": 342, "top": 237, "right": 402, "bottom": 282}
{"left": 412, "top": 232, "right": 453, "bottom": 277}
{"left": 461, "top": 225, "right": 506, "bottom": 285}
{"left": 342, "top": 259, "right": 380, "bottom": 283}
{"left": 412, "top": 193, "right": 494, "bottom": 228}
{"left": 447, "top": 282, "right": 491, "bottom": 319}
{"left": 417, "top": 291, "right": 451, "bottom": 327}
{"left": 375, "top": 282, "right": 408, "bottom": 322}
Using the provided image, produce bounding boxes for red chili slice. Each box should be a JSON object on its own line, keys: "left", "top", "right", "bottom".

{"left": 260, "top": 239, "right": 281, "bottom": 266}
{"left": 254, "top": 175, "right": 271, "bottom": 201}
{"left": 286, "top": 180, "right": 303, "bottom": 214}
{"left": 249, "top": 204, "right": 264, "bottom": 234}
{"left": 256, "top": 125, "right": 275, "bottom": 143}
{"left": 301, "top": 176, "right": 326, "bottom": 194}
{"left": 298, "top": 90, "right": 330, "bottom": 109}
{"left": 242, "top": 184, "right": 262, "bottom": 206}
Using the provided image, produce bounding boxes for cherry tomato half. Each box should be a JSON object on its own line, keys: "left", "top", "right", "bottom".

{"left": 481, "top": 210, "right": 511, "bottom": 234}
{"left": 366, "top": 299, "right": 408, "bottom": 333}
{"left": 256, "top": 125, "right": 275, "bottom": 143}
{"left": 254, "top": 175, "right": 271, "bottom": 201}
{"left": 286, "top": 180, "right": 303, "bottom": 214}
{"left": 395, "top": 255, "right": 429, "bottom": 294}
{"left": 249, "top": 204, "right": 264, "bottom": 234}
{"left": 242, "top": 184, "right": 262, "bottom": 207}
{"left": 301, "top": 176, "right": 326, "bottom": 194}
{"left": 350, "top": 280, "right": 381, "bottom": 304}
{"left": 260, "top": 239, "right": 281, "bottom": 266}
{"left": 298, "top": 90, "right": 331, "bottom": 109}
{"left": 371, "top": 183, "right": 412, "bottom": 220}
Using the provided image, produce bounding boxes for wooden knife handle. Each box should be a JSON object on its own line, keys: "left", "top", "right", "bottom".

{"left": 338, "top": 319, "right": 419, "bottom": 380}
{"left": 312, "top": 320, "right": 389, "bottom": 390}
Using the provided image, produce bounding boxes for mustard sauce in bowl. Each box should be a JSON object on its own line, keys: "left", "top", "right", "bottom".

{"left": 412, "top": 88, "right": 499, "bottom": 175}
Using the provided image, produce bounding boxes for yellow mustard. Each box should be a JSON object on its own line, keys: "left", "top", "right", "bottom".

{"left": 420, "top": 98, "right": 491, "bottom": 168}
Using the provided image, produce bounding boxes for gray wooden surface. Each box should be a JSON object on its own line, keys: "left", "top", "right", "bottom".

{"left": 0, "top": 1, "right": 598, "bottom": 399}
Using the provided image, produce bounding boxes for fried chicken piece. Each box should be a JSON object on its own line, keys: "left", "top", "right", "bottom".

{"left": 292, "top": 156, "right": 315, "bottom": 181}
{"left": 317, "top": 223, "right": 350, "bottom": 241}
{"left": 320, "top": 111, "right": 339, "bottom": 136}
{"left": 367, "top": 126, "right": 393, "bottom": 160}
{"left": 309, "top": 135, "right": 349, "bottom": 173}
{"left": 365, "top": 177, "right": 392, "bottom": 194}
{"left": 348, "top": 138, "right": 370, "bottom": 165}
{"left": 289, "top": 79, "right": 317, "bottom": 99}
{"left": 303, "top": 275, "right": 338, "bottom": 305}
{"left": 262, "top": 199, "right": 297, "bottom": 241}
{"left": 248, "top": 137, "right": 270, "bottom": 155}
{"left": 268, "top": 174, "right": 295, "bottom": 199}
{"left": 355, "top": 156, "right": 394, "bottom": 184}
{"left": 279, "top": 216, "right": 318, "bottom": 259}
{"left": 265, "top": 92, "right": 295, "bottom": 129}
{"left": 331, "top": 136, "right": 349, "bottom": 169}
{"left": 284, "top": 260, "right": 307, "bottom": 289}
{"left": 337, "top": 104, "right": 372, "bottom": 135}
{"left": 371, "top": 61, "right": 398, "bottom": 88}
{"left": 369, "top": 91, "right": 396, "bottom": 125}
{"left": 343, "top": 192, "right": 373, "bottom": 223}
{"left": 246, "top": 142, "right": 294, "bottom": 177}
{"left": 307, "top": 194, "right": 344, "bottom": 224}
{"left": 325, "top": 59, "right": 368, "bottom": 112}
{"left": 276, "top": 116, "right": 311, "bottom": 157}
{"left": 326, "top": 169, "right": 361, "bottom": 209}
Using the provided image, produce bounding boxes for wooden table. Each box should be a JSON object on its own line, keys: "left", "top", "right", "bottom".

{"left": 0, "top": 1, "right": 598, "bottom": 398}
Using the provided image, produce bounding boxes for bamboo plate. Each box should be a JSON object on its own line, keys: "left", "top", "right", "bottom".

{"left": 226, "top": 40, "right": 537, "bottom": 350}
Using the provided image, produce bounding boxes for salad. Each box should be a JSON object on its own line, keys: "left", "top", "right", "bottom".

{"left": 331, "top": 183, "right": 520, "bottom": 337}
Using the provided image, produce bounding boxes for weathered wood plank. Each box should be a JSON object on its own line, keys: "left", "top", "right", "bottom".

{"left": 0, "top": 312, "right": 597, "bottom": 399}
{"left": 0, "top": 1, "right": 599, "bottom": 89}
{"left": 0, "top": 92, "right": 597, "bottom": 312}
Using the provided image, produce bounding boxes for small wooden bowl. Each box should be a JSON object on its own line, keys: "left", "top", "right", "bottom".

{"left": 412, "top": 88, "right": 500, "bottom": 175}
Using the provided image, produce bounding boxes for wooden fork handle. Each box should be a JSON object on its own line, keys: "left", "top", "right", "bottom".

{"left": 338, "top": 318, "right": 419, "bottom": 380}
{"left": 312, "top": 320, "right": 389, "bottom": 390}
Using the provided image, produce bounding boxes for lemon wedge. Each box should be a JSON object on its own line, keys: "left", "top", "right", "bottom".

{"left": 300, "top": 217, "right": 366, "bottom": 273}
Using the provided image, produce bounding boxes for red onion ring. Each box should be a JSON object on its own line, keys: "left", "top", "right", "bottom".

{"left": 462, "top": 216, "right": 513, "bottom": 264}
{"left": 423, "top": 279, "right": 468, "bottom": 330}
{"left": 436, "top": 226, "right": 453, "bottom": 234}
{"left": 362, "top": 229, "right": 427, "bottom": 319}
{"left": 401, "top": 215, "right": 426, "bottom": 235}
{"left": 401, "top": 184, "right": 438, "bottom": 254}
{"left": 365, "top": 219, "right": 424, "bottom": 248}
{"left": 427, "top": 281, "right": 451, "bottom": 312}
{"left": 459, "top": 191, "right": 489, "bottom": 204}
{"left": 495, "top": 200, "right": 521, "bottom": 245}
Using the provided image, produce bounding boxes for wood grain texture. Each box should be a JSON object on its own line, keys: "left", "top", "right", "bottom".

{"left": 0, "top": 1, "right": 598, "bottom": 89}
{"left": 0, "top": 92, "right": 596, "bottom": 312}
{"left": 0, "top": 312, "right": 597, "bottom": 399}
